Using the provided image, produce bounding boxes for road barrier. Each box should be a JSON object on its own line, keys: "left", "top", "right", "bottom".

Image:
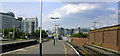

{"left": 1, "top": 40, "right": 39, "bottom": 53}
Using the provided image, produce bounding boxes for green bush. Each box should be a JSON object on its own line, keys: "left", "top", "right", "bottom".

{"left": 99, "top": 43, "right": 103, "bottom": 46}
{"left": 20, "top": 32, "right": 25, "bottom": 39}
{"left": 3, "top": 28, "right": 48, "bottom": 39}
{"left": 91, "top": 42, "right": 95, "bottom": 44}
{"left": 29, "top": 30, "right": 48, "bottom": 39}
{"left": 70, "top": 33, "right": 88, "bottom": 38}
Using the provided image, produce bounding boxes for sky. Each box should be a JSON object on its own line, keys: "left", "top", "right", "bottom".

{"left": 1, "top": 0, "right": 120, "bottom": 2}
{"left": 1, "top": 1, "right": 119, "bottom": 30}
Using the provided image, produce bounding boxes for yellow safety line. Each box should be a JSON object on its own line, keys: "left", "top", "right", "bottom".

{"left": 62, "top": 41, "right": 67, "bottom": 56}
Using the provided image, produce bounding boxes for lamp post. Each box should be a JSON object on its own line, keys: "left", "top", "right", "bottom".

{"left": 3, "top": 29, "right": 4, "bottom": 38}
{"left": 51, "top": 17, "right": 59, "bottom": 45}
{"left": 39, "top": 0, "right": 42, "bottom": 56}
{"left": 24, "top": 21, "right": 27, "bottom": 40}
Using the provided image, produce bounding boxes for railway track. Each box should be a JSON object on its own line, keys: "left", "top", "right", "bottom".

{"left": 68, "top": 42, "right": 119, "bottom": 56}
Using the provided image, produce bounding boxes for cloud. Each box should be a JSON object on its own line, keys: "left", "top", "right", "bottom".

{"left": 61, "top": 3, "right": 96, "bottom": 15}
{"left": 43, "top": 2, "right": 118, "bottom": 30}
{"left": 43, "top": 3, "right": 97, "bottom": 22}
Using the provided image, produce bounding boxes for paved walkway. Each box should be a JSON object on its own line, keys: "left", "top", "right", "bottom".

{"left": 2, "top": 40, "right": 79, "bottom": 56}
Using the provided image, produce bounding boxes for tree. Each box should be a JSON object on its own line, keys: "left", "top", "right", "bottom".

{"left": 3, "top": 28, "right": 26, "bottom": 39}
{"left": 20, "top": 32, "right": 25, "bottom": 39}
{"left": 70, "top": 32, "right": 88, "bottom": 38}
{"left": 29, "top": 30, "right": 48, "bottom": 39}
{"left": 83, "top": 34, "right": 88, "bottom": 38}
{"left": 42, "top": 30, "right": 48, "bottom": 38}
{"left": 4, "top": 28, "right": 13, "bottom": 39}
{"left": 15, "top": 30, "right": 20, "bottom": 39}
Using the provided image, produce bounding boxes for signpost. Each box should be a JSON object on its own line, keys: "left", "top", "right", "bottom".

{"left": 57, "top": 33, "right": 59, "bottom": 34}
{"left": 57, "top": 32, "right": 59, "bottom": 42}
{"left": 51, "top": 17, "right": 59, "bottom": 45}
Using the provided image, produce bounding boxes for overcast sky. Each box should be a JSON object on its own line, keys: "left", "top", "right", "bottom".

{"left": 1, "top": 1, "right": 119, "bottom": 30}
